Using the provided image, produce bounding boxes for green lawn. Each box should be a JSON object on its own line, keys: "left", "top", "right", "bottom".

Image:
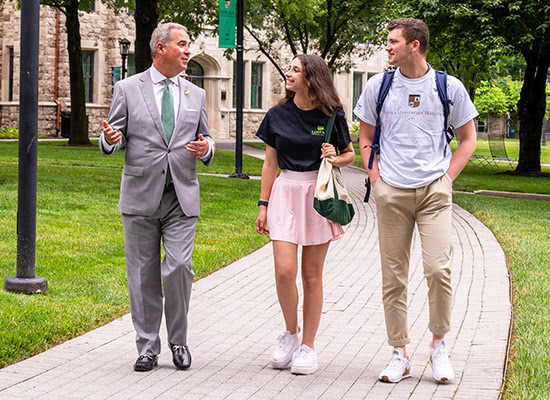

{"left": 0, "top": 141, "right": 267, "bottom": 368}
{"left": 453, "top": 194, "right": 550, "bottom": 399}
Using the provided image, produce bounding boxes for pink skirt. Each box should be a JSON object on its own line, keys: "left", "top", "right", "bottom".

{"left": 267, "top": 170, "right": 344, "bottom": 246}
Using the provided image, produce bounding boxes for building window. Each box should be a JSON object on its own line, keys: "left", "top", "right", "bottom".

{"left": 127, "top": 54, "right": 136, "bottom": 77}
{"left": 186, "top": 60, "right": 204, "bottom": 88}
{"left": 352, "top": 72, "right": 363, "bottom": 121}
{"left": 86, "top": 0, "right": 96, "bottom": 13}
{"left": 250, "top": 62, "right": 263, "bottom": 109}
{"left": 82, "top": 50, "right": 95, "bottom": 103}
{"left": 8, "top": 47, "right": 14, "bottom": 101}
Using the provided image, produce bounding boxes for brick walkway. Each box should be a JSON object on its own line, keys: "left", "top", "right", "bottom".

{"left": 0, "top": 166, "right": 511, "bottom": 399}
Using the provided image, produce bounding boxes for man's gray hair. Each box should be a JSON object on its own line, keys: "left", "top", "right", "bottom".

{"left": 150, "top": 23, "right": 188, "bottom": 58}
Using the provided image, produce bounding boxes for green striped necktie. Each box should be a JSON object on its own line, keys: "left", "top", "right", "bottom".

{"left": 162, "top": 78, "right": 175, "bottom": 143}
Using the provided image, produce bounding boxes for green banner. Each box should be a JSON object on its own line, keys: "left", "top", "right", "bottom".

{"left": 219, "top": 0, "right": 236, "bottom": 48}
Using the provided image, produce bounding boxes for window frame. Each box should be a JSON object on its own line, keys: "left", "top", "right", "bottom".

{"left": 8, "top": 47, "right": 14, "bottom": 101}
{"left": 250, "top": 62, "right": 263, "bottom": 109}
{"left": 81, "top": 50, "right": 95, "bottom": 103}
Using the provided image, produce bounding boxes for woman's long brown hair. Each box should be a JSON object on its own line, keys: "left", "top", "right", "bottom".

{"left": 280, "top": 54, "right": 344, "bottom": 116}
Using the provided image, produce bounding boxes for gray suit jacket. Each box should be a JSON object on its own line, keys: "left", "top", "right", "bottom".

{"left": 100, "top": 68, "right": 215, "bottom": 217}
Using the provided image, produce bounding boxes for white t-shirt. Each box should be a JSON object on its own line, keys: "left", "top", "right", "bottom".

{"left": 354, "top": 67, "right": 478, "bottom": 188}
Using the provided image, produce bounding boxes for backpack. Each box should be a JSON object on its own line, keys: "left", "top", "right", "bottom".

{"left": 364, "top": 69, "right": 454, "bottom": 202}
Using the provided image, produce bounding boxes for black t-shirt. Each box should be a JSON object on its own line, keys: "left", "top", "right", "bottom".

{"left": 256, "top": 99, "right": 352, "bottom": 171}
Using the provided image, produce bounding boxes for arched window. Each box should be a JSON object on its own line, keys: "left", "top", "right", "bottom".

{"left": 186, "top": 60, "right": 204, "bottom": 88}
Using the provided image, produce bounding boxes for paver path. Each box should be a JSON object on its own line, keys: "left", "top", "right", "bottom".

{"left": 0, "top": 167, "right": 511, "bottom": 400}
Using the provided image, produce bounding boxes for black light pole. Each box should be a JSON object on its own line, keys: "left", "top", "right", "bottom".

{"left": 4, "top": 0, "right": 47, "bottom": 294}
{"left": 229, "top": 0, "right": 249, "bottom": 179}
{"left": 119, "top": 38, "right": 131, "bottom": 80}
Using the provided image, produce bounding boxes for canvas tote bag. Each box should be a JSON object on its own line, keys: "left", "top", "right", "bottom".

{"left": 313, "top": 114, "right": 355, "bottom": 225}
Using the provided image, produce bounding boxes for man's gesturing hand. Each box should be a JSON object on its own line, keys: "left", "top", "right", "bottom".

{"left": 103, "top": 120, "right": 122, "bottom": 145}
{"left": 186, "top": 134, "right": 209, "bottom": 159}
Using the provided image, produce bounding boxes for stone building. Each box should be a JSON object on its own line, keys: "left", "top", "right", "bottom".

{"left": 0, "top": 0, "right": 387, "bottom": 139}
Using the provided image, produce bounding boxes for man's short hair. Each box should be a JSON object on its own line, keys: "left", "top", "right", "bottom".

{"left": 388, "top": 18, "right": 429, "bottom": 55}
{"left": 150, "top": 23, "right": 188, "bottom": 58}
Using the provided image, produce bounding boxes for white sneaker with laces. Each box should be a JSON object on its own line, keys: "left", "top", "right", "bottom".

{"left": 271, "top": 329, "right": 301, "bottom": 369}
{"left": 290, "top": 344, "right": 318, "bottom": 375}
{"left": 378, "top": 348, "right": 411, "bottom": 383}
{"left": 430, "top": 339, "right": 454, "bottom": 383}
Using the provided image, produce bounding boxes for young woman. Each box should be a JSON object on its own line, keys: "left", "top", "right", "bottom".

{"left": 255, "top": 54, "right": 355, "bottom": 375}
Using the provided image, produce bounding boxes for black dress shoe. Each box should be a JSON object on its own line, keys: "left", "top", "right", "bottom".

{"left": 171, "top": 344, "right": 192, "bottom": 369}
{"left": 134, "top": 354, "right": 158, "bottom": 372}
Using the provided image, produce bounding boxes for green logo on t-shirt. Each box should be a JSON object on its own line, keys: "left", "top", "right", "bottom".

{"left": 311, "top": 125, "right": 326, "bottom": 136}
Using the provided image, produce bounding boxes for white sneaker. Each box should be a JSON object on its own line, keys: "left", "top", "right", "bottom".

{"left": 271, "top": 329, "right": 301, "bottom": 369}
{"left": 430, "top": 340, "right": 454, "bottom": 383}
{"left": 290, "top": 344, "right": 318, "bottom": 375}
{"left": 378, "top": 348, "right": 411, "bottom": 383}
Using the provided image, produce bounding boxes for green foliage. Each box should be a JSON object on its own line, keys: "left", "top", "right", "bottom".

{"left": 350, "top": 122, "right": 360, "bottom": 136}
{"left": 38, "top": 0, "right": 96, "bottom": 12}
{"left": 242, "top": 0, "right": 388, "bottom": 74}
{"left": 502, "top": 78, "right": 521, "bottom": 114}
{"left": 0, "top": 127, "right": 18, "bottom": 138}
{"left": 474, "top": 81, "right": 510, "bottom": 116}
{"left": 393, "top": 0, "right": 508, "bottom": 97}
{"left": 158, "top": 0, "right": 218, "bottom": 39}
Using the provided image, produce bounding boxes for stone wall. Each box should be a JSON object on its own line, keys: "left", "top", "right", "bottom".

{"left": 0, "top": 1, "right": 134, "bottom": 137}
{"left": 221, "top": 110, "right": 267, "bottom": 139}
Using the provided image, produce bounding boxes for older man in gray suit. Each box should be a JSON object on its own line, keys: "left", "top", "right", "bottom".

{"left": 100, "top": 22, "right": 215, "bottom": 372}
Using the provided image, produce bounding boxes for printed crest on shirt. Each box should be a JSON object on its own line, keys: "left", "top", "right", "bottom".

{"left": 408, "top": 94, "right": 421, "bottom": 108}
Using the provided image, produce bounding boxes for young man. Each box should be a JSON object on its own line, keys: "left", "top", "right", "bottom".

{"left": 354, "top": 18, "right": 477, "bottom": 383}
{"left": 101, "top": 23, "right": 215, "bottom": 372}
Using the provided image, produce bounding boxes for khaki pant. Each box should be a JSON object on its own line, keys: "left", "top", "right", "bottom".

{"left": 373, "top": 174, "right": 453, "bottom": 347}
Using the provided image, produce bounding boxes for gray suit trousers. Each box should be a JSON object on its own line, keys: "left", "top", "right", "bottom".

{"left": 122, "top": 184, "right": 197, "bottom": 356}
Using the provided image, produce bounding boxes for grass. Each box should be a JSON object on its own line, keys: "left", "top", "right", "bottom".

{"left": 0, "top": 141, "right": 267, "bottom": 368}
{"left": 453, "top": 194, "right": 550, "bottom": 399}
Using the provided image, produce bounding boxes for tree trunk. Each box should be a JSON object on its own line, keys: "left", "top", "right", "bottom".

{"left": 65, "top": 0, "right": 91, "bottom": 145}
{"left": 65, "top": 0, "right": 91, "bottom": 146}
{"left": 516, "top": 43, "right": 549, "bottom": 173}
{"left": 134, "top": 0, "right": 159, "bottom": 74}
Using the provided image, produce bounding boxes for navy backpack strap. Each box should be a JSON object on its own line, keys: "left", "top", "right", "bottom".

{"left": 368, "top": 70, "right": 395, "bottom": 169}
{"left": 364, "top": 70, "right": 394, "bottom": 202}
{"left": 435, "top": 70, "right": 454, "bottom": 144}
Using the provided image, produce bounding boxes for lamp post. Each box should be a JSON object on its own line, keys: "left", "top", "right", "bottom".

{"left": 119, "top": 38, "right": 131, "bottom": 80}
{"left": 229, "top": 0, "right": 249, "bottom": 179}
{"left": 4, "top": 0, "right": 48, "bottom": 294}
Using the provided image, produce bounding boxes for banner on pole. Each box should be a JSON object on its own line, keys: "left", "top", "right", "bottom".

{"left": 219, "top": 0, "right": 236, "bottom": 48}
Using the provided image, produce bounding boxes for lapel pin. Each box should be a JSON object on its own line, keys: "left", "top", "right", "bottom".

{"left": 184, "top": 89, "right": 189, "bottom": 95}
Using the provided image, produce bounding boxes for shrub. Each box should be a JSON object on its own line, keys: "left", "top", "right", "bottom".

{"left": 0, "top": 127, "right": 18, "bottom": 138}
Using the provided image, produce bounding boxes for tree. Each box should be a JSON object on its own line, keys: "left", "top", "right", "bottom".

{"left": 41, "top": 0, "right": 93, "bottom": 145}
{"left": 480, "top": 0, "right": 550, "bottom": 173}
{"left": 394, "top": 0, "right": 507, "bottom": 100}
{"left": 243, "top": 0, "right": 388, "bottom": 78}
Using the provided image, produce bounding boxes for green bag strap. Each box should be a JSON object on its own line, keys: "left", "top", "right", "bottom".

{"left": 324, "top": 113, "right": 336, "bottom": 144}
